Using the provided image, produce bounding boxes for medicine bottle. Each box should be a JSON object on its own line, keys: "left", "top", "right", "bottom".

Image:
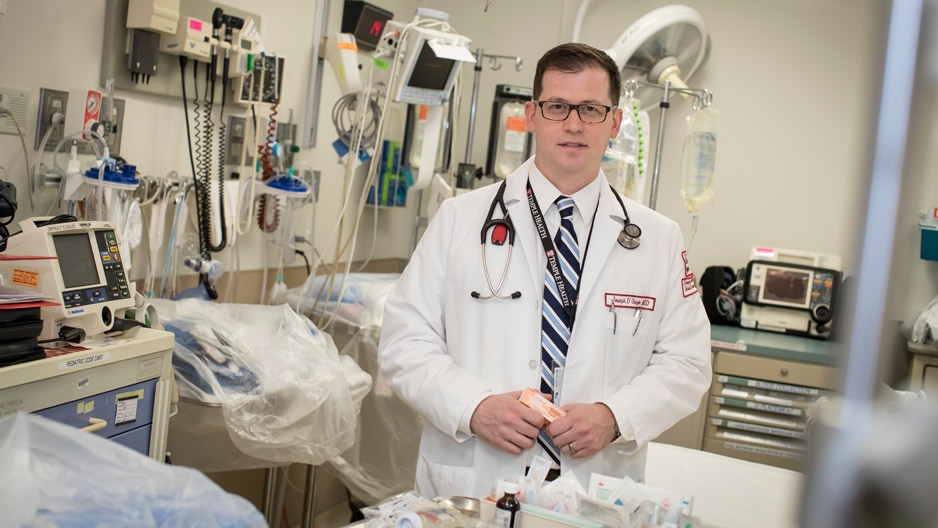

{"left": 494, "top": 482, "right": 520, "bottom": 527}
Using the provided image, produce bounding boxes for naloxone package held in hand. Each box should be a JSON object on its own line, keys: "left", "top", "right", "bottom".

{"left": 519, "top": 387, "right": 565, "bottom": 423}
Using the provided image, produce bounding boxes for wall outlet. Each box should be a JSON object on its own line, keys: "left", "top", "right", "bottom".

{"left": 34, "top": 88, "right": 68, "bottom": 151}
{"left": 0, "top": 87, "right": 30, "bottom": 136}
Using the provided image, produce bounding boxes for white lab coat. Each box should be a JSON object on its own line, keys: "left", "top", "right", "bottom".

{"left": 379, "top": 158, "right": 711, "bottom": 499}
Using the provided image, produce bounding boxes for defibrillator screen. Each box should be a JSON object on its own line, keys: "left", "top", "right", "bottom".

{"left": 52, "top": 233, "right": 99, "bottom": 289}
{"left": 762, "top": 267, "right": 811, "bottom": 307}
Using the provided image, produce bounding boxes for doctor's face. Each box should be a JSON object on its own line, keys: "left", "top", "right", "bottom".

{"left": 526, "top": 67, "right": 623, "bottom": 190}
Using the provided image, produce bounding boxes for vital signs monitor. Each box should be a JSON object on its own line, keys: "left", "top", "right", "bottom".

{"left": 0, "top": 218, "right": 134, "bottom": 340}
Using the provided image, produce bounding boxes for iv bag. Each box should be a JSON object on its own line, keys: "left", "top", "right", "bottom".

{"left": 602, "top": 97, "right": 647, "bottom": 202}
{"left": 679, "top": 106, "right": 719, "bottom": 213}
{"left": 494, "top": 101, "right": 528, "bottom": 179}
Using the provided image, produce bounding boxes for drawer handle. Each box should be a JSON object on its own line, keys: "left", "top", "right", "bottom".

{"left": 81, "top": 417, "right": 108, "bottom": 433}
{"left": 780, "top": 368, "right": 790, "bottom": 376}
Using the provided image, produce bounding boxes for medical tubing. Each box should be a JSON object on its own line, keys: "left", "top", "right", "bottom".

{"left": 315, "top": 22, "right": 422, "bottom": 324}
{"left": 49, "top": 128, "right": 108, "bottom": 219}
{"left": 190, "top": 63, "right": 208, "bottom": 257}
{"left": 235, "top": 68, "right": 261, "bottom": 237}
{"left": 179, "top": 56, "right": 202, "bottom": 245}
{"left": 308, "top": 19, "right": 430, "bottom": 321}
{"left": 0, "top": 108, "right": 32, "bottom": 212}
{"left": 321, "top": 25, "right": 421, "bottom": 327}
{"left": 159, "top": 190, "right": 185, "bottom": 298}
{"left": 256, "top": 99, "right": 280, "bottom": 233}
{"left": 255, "top": 58, "right": 279, "bottom": 235}
{"left": 43, "top": 181, "right": 65, "bottom": 217}
{"left": 207, "top": 69, "right": 229, "bottom": 253}
{"left": 197, "top": 60, "right": 216, "bottom": 258}
{"left": 32, "top": 114, "right": 64, "bottom": 211}
{"left": 687, "top": 212, "right": 699, "bottom": 253}
{"left": 51, "top": 129, "right": 108, "bottom": 175}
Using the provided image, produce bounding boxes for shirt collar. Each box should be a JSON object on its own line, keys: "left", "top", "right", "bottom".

{"left": 527, "top": 163, "right": 603, "bottom": 222}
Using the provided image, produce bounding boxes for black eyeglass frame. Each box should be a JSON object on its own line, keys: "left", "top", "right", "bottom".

{"left": 532, "top": 100, "right": 616, "bottom": 123}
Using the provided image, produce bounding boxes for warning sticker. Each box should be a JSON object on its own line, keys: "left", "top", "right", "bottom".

{"left": 12, "top": 268, "right": 39, "bottom": 288}
{"left": 504, "top": 117, "right": 527, "bottom": 153}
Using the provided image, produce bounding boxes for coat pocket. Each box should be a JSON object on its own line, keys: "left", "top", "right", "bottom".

{"left": 415, "top": 455, "right": 477, "bottom": 499}
{"left": 602, "top": 309, "right": 653, "bottom": 388}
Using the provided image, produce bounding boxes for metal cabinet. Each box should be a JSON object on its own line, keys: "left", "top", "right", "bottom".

{"left": 662, "top": 326, "right": 840, "bottom": 471}
{"left": 0, "top": 327, "right": 175, "bottom": 460}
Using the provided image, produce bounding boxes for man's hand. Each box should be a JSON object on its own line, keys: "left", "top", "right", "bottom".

{"left": 470, "top": 391, "right": 548, "bottom": 455}
{"left": 545, "top": 402, "right": 617, "bottom": 459}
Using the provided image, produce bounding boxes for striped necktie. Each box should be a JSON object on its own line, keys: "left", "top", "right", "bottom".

{"left": 537, "top": 196, "right": 580, "bottom": 465}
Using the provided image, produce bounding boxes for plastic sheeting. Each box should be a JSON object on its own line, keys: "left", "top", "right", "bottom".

{"left": 281, "top": 273, "right": 402, "bottom": 327}
{"left": 0, "top": 412, "right": 266, "bottom": 527}
{"left": 153, "top": 299, "right": 372, "bottom": 471}
{"left": 282, "top": 273, "right": 424, "bottom": 505}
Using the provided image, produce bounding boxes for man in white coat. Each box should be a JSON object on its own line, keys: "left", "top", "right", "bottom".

{"left": 379, "top": 43, "right": 711, "bottom": 500}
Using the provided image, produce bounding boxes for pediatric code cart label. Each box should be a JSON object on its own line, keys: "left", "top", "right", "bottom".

{"left": 59, "top": 352, "right": 110, "bottom": 370}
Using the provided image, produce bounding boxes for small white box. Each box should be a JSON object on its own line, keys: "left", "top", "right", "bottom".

{"left": 126, "top": 0, "right": 179, "bottom": 35}
{"left": 160, "top": 17, "right": 211, "bottom": 61}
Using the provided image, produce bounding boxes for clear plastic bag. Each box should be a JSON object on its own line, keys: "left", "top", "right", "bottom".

{"left": 153, "top": 299, "right": 373, "bottom": 469}
{"left": 0, "top": 412, "right": 266, "bottom": 528}
{"left": 279, "top": 273, "right": 421, "bottom": 504}
{"left": 679, "top": 106, "right": 719, "bottom": 213}
{"left": 282, "top": 273, "right": 401, "bottom": 327}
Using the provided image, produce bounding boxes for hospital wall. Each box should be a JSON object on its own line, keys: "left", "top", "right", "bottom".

{"left": 2, "top": 1, "right": 933, "bottom": 323}
{"left": 420, "top": 0, "right": 938, "bottom": 348}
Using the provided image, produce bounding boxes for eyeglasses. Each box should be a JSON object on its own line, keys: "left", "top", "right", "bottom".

{"left": 533, "top": 100, "right": 614, "bottom": 123}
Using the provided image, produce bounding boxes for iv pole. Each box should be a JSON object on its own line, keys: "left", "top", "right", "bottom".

{"left": 456, "top": 48, "right": 523, "bottom": 189}
{"left": 624, "top": 79, "right": 713, "bottom": 211}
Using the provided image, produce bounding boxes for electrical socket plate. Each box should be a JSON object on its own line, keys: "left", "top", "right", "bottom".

{"left": 0, "top": 86, "right": 30, "bottom": 136}
{"left": 35, "top": 88, "right": 68, "bottom": 150}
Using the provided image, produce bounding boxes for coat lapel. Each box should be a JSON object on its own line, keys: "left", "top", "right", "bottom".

{"left": 575, "top": 183, "right": 626, "bottom": 321}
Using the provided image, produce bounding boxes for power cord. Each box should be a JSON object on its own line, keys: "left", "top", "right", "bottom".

{"left": 0, "top": 192, "right": 15, "bottom": 253}
{"left": 33, "top": 214, "right": 77, "bottom": 228}
{"left": 0, "top": 108, "right": 31, "bottom": 210}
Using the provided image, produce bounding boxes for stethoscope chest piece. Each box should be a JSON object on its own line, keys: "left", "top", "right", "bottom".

{"left": 618, "top": 222, "right": 642, "bottom": 249}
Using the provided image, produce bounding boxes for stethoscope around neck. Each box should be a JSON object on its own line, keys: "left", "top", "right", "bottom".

{"left": 471, "top": 180, "right": 642, "bottom": 301}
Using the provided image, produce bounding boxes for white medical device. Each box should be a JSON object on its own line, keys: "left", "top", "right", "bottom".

{"left": 0, "top": 219, "right": 134, "bottom": 340}
{"left": 126, "top": 0, "right": 179, "bottom": 35}
{"left": 325, "top": 32, "right": 363, "bottom": 94}
{"left": 390, "top": 24, "right": 474, "bottom": 106}
{"left": 739, "top": 247, "right": 843, "bottom": 339}
{"left": 159, "top": 16, "right": 211, "bottom": 61}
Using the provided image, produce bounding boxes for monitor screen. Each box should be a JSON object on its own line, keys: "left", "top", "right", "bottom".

{"left": 52, "top": 233, "right": 99, "bottom": 289}
{"left": 354, "top": 5, "right": 392, "bottom": 50}
{"left": 762, "top": 267, "right": 811, "bottom": 306}
{"left": 407, "top": 42, "right": 456, "bottom": 91}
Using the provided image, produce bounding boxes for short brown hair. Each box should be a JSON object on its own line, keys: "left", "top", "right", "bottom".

{"left": 533, "top": 43, "right": 621, "bottom": 107}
